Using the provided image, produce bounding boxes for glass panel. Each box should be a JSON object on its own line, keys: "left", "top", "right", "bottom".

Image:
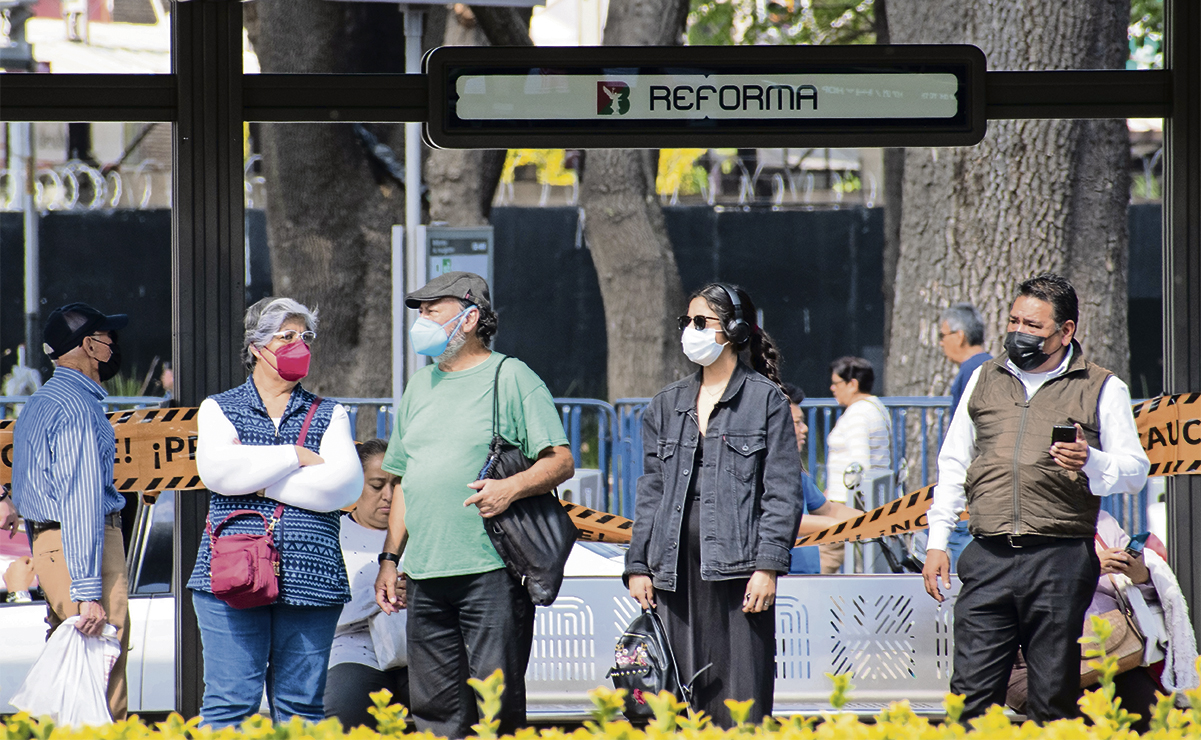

{"left": 1, "top": 120, "right": 173, "bottom": 390}
{"left": 3, "top": 0, "right": 170, "bottom": 73}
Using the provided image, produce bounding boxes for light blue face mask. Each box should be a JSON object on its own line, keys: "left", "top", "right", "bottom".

{"left": 409, "top": 306, "right": 474, "bottom": 357}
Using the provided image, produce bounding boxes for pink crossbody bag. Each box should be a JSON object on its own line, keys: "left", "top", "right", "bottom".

{"left": 208, "top": 397, "right": 323, "bottom": 609}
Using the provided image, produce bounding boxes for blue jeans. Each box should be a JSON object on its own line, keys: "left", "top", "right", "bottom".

{"left": 946, "top": 521, "right": 973, "bottom": 571}
{"left": 191, "top": 590, "right": 342, "bottom": 728}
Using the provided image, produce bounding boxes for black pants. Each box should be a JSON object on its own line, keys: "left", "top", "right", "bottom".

{"left": 406, "top": 569, "right": 535, "bottom": 738}
{"left": 324, "top": 662, "right": 410, "bottom": 730}
{"left": 951, "top": 537, "right": 1100, "bottom": 724}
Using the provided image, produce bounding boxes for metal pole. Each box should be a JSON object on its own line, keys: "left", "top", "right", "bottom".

{"left": 12, "top": 123, "right": 40, "bottom": 366}
{"left": 391, "top": 224, "right": 405, "bottom": 415}
{"left": 403, "top": 6, "right": 425, "bottom": 384}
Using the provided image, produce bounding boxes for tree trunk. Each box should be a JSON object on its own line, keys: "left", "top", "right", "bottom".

{"left": 579, "top": 0, "right": 692, "bottom": 400}
{"left": 886, "top": 0, "right": 1132, "bottom": 397}
{"left": 885, "top": 0, "right": 1131, "bottom": 479}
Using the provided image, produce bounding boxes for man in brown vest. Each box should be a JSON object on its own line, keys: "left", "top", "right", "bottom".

{"left": 922, "top": 273, "right": 1150, "bottom": 723}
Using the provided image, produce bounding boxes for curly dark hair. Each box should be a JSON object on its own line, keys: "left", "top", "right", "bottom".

{"left": 458, "top": 298, "right": 498, "bottom": 348}
{"left": 691, "top": 283, "right": 784, "bottom": 389}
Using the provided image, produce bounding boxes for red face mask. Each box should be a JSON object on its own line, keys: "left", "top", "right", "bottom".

{"left": 262, "top": 340, "right": 311, "bottom": 381}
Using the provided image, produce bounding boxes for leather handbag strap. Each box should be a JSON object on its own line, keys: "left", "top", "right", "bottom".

{"left": 297, "top": 396, "right": 324, "bottom": 448}
{"left": 206, "top": 503, "right": 286, "bottom": 551}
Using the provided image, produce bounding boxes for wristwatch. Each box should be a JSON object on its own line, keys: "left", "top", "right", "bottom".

{"left": 6, "top": 590, "right": 31, "bottom": 604}
{"left": 378, "top": 552, "right": 400, "bottom": 565}
{"left": 0, "top": 488, "right": 10, "bottom": 503}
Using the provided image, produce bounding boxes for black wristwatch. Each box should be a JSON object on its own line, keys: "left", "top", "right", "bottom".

{"left": 378, "top": 552, "right": 400, "bottom": 565}
{"left": 0, "top": 488, "right": 10, "bottom": 503}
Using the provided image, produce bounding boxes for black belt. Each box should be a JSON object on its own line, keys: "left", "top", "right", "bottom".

{"left": 981, "top": 534, "right": 1081, "bottom": 549}
{"left": 28, "top": 513, "right": 122, "bottom": 535}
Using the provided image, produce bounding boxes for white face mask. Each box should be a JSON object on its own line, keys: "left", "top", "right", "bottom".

{"left": 681, "top": 326, "right": 726, "bottom": 367}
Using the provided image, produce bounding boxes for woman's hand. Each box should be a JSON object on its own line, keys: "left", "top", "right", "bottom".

{"left": 743, "top": 570, "right": 777, "bottom": 613}
{"left": 295, "top": 446, "right": 325, "bottom": 467}
{"left": 1099, "top": 547, "right": 1151, "bottom": 584}
{"left": 629, "top": 575, "right": 656, "bottom": 610}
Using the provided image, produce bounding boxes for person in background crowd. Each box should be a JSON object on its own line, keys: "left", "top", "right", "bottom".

{"left": 923, "top": 273, "right": 1150, "bottom": 724}
{"left": 626, "top": 283, "right": 803, "bottom": 727}
{"left": 374, "top": 272, "right": 574, "bottom": 738}
{"left": 1, "top": 484, "right": 17, "bottom": 537}
{"left": 325, "top": 439, "right": 409, "bottom": 730}
{"left": 781, "top": 383, "right": 862, "bottom": 574}
{"left": 190, "top": 297, "right": 363, "bottom": 728}
{"left": 820, "top": 356, "right": 892, "bottom": 573}
{"left": 937, "top": 302, "right": 992, "bottom": 570}
{"left": 10, "top": 302, "right": 131, "bottom": 720}
{"left": 1006, "top": 510, "right": 1200, "bottom": 732}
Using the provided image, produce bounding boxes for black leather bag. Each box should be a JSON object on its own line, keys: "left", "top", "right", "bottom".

{"left": 607, "top": 608, "right": 695, "bottom": 719}
{"left": 477, "top": 356, "right": 578, "bottom": 606}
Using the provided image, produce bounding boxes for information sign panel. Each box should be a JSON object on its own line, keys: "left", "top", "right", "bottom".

{"left": 425, "top": 226, "right": 494, "bottom": 299}
{"left": 426, "top": 45, "right": 986, "bottom": 149}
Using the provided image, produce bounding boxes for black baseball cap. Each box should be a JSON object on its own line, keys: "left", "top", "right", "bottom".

{"left": 404, "top": 271, "right": 491, "bottom": 310}
{"left": 42, "top": 302, "right": 129, "bottom": 360}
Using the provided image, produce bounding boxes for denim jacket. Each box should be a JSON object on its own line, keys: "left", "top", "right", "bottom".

{"left": 624, "top": 362, "right": 804, "bottom": 591}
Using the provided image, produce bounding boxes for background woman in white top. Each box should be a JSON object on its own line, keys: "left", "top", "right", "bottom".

{"left": 820, "top": 356, "right": 892, "bottom": 573}
{"left": 324, "top": 439, "right": 410, "bottom": 729}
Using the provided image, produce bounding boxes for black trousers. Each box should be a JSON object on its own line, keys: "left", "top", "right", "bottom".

{"left": 406, "top": 569, "right": 535, "bottom": 739}
{"left": 950, "top": 537, "right": 1100, "bottom": 724}
{"left": 324, "top": 662, "right": 410, "bottom": 730}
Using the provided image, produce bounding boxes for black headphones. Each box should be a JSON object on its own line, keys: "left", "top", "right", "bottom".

{"left": 718, "top": 283, "right": 753, "bottom": 346}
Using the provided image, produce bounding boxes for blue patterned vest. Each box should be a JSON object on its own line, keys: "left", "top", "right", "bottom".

{"left": 186, "top": 377, "right": 351, "bottom": 607}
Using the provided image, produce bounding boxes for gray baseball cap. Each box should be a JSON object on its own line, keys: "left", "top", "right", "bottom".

{"left": 404, "top": 271, "right": 491, "bottom": 310}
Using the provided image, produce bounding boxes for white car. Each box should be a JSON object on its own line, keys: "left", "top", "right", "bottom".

{"left": 1, "top": 492, "right": 960, "bottom": 720}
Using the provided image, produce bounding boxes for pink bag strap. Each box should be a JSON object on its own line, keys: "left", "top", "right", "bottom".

{"left": 297, "top": 396, "right": 324, "bottom": 449}
{"left": 206, "top": 503, "right": 286, "bottom": 549}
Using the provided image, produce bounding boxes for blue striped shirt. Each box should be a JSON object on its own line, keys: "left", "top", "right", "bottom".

{"left": 11, "top": 366, "right": 124, "bottom": 602}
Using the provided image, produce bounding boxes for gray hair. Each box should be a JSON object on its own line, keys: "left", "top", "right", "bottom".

{"left": 940, "top": 302, "right": 985, "bottom": 346}
{"left": 243, "top": 297, "right": 319, "bottom": 368}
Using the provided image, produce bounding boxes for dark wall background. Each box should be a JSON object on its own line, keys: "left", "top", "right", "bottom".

{"left": 1, "top": 204, "right": 1163, "bottom": 400}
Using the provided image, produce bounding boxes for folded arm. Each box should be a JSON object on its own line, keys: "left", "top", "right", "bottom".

{"left": 262, "top": 405, "right": 364, "bottom": 512}
{"left": 196, "top": 399, "right": 300, "bottom": 495}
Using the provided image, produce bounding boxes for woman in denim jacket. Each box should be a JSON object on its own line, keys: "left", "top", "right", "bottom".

{"left": 625, "top": 283, "right": 804, "bottom": 727}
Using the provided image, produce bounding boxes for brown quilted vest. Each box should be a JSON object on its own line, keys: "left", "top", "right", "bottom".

{"left": 965, "top": 342, "right": 1112, "bottom": 539}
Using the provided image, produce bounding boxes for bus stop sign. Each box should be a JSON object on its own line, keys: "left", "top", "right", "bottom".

{"left": 425, "top": 45, "right": 986, "bottom": 149}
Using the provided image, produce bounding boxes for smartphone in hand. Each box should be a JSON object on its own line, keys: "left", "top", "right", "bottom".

{"left": 1125, "top": 532, "right": 1151, "bottom": 557}
{"left": 1051, "top": 424, "right": 1077, "bottom": 444}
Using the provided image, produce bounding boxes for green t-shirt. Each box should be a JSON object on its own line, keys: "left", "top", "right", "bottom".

{"left": 382, "top": 352, "right": 569, "bottom": 580}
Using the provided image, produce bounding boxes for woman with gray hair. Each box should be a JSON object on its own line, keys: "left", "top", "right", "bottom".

{"left": 187, "top": 297, "right": 364, "bottom": 728}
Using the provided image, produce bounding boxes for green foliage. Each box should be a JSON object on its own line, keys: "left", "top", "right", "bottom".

{"left": 1128, "top": 0, "right": 1163, "bottom": 70}
{"left": 687, "top": 0, "right": 877, "bottom": 48}
{"left": 467, "top": 668, "right": 507, "bottom": 740}
{"left": 825, "top": 671, "right": 854, "bottom": 711}
{"left": 366, "top": 689, "right": 408, "bottom": 737}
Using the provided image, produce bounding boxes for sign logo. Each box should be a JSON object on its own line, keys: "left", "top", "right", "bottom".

{"left": 597, "top": 81, "right": 630, "bottom": 116}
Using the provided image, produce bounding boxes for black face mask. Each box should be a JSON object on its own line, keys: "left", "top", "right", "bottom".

{"left": 1004, "top": 330, "right": 1057, "bottom": 372}
{"left": 91, "top": 337, "right": 122, "bottom": 382}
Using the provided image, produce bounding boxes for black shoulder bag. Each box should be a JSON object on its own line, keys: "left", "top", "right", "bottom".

{"left": 477, "top": 355, "right": 579, "bottom": 606}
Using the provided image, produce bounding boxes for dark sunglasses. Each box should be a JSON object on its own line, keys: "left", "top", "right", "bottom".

{"left": 678, "top": 315, "right": 722, "bottom": 332}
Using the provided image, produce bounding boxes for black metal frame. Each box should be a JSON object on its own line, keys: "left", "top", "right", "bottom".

{"left": 0, "top": 0, "right": 1196, "bottom": 716}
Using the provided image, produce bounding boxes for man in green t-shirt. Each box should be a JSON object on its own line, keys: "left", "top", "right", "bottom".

{"left": 373, "top": 272, "right": 573, "bottom": 737}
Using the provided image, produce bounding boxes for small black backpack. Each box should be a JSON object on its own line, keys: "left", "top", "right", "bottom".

{"left": 607, "top": 608, "right": 701, "bottom": 719}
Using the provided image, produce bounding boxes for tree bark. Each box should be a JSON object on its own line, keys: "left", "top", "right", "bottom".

{"left": 886, "top": 0, "right": 1132, "bottom": 400}
{"left": 579, "top": 0, "right": 692, "bottom": 400}
{"left": 885, "top": 0, "right": 1132, "bottom": 479}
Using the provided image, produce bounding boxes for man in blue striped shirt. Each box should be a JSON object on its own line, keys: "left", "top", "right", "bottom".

{"left": 12, "top": 302, "right": 131, "bottom": 721}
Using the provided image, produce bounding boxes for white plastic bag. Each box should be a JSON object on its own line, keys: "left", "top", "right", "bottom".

{"left": 369, "top": 610, "right": 408, "bottom": 670}
{"left": 9, "top": 616, "right": 120, "bottom": 726}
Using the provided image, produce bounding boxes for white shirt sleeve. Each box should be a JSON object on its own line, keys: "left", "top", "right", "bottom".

{"left": 927, "top": 367, "right": 981, "bottom": 552}
{"left": 262, "top": 405, "right": 365, "bottom": 512}
{"left": 1080, "top": 376, "right": 1151, "bottom": 497}
{"left": 197, "top": 398, "right": 301, "bottom": 496}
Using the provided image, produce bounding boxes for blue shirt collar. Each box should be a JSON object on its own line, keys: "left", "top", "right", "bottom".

{"left": 51, "top": 365, "right": 108, "bottom": 400}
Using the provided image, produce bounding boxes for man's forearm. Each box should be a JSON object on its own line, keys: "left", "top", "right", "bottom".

{"left": 381, "top": 484, "right": 408, "bottom": 556}
{"left": 511, "top": 446, "right": 574, "bottom": 501}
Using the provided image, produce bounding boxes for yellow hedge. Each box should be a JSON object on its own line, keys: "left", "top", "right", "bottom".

{"left": 5, "top": 618, "right": 1200, "bottom": 740}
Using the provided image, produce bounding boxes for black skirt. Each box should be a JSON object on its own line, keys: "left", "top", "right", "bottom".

{"left": 658, "top": 441, "right": 776, "bottom": 727}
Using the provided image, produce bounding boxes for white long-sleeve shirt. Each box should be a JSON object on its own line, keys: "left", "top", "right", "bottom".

{"left": 196, "top": 399, "right": 363, "bottom": 512}
{"left": 824, "top": 396, "right": 892, "bottom": 503}
{"left": 927, "top": 347, "right": 1150, "bottom": 552}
